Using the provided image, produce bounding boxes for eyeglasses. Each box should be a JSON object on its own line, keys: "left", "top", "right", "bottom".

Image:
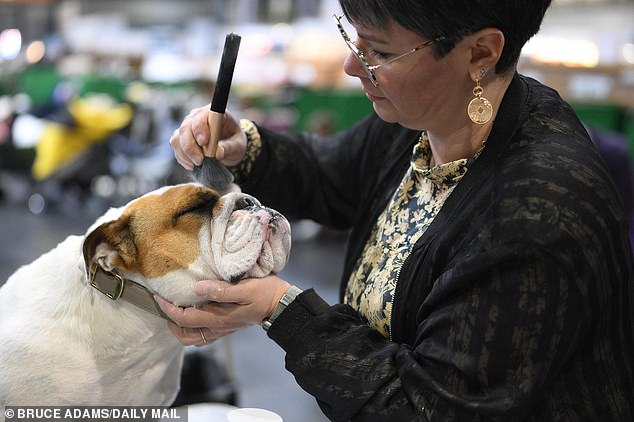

{"left": 334, "top": 14, "right": 444, "bottom": 87}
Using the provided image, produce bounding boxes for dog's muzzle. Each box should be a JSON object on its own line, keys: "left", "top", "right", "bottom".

{"left": 212, "top": 193, "right": 291, "bottom": 282}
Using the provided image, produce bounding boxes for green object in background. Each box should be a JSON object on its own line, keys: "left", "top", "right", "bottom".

{"left": 571, "top": 102, "right": 634, "bottom": 161}
{"left": 622, "top": 111, "right": 634, "bottom": 159}
{"left": 16, "top": 67, "right": 129, "bottom": 106}
{"left": 76, "top": 75, "right": 128, "bottom": 103}
{"left": 572, "top": 102, "right": 624, "bottom": 132}
{"left": 17, "top": 65, "right": 62, "bottom": 106}
{"left": 293, "top": 88, "right": 374, "bottom": 133}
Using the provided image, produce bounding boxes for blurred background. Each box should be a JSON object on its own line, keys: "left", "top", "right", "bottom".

{"left": 0, "top": 0, "right": 632, "bottom": 420}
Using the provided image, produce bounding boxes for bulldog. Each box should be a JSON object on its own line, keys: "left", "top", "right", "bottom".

{"left": 0, "top": 183, "right": 291, "bottom": 406}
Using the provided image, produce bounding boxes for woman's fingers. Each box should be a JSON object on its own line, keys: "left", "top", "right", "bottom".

{"left": 155, "top": 276, "right": 292, "bottom": 345}
{"left": 155, "top": 295, "right": 215, "bottom": 327}
{"left": 194, "top": 280, "right": 245, "bottom": 303}
{"left": 166, "top": 323, "right": 233, "bottom": 347}
{"left": 169, "top": 106, "right": 247, "bottom": 170}
{"left": 190, "top": 107, "right": 212, "bottom": 147}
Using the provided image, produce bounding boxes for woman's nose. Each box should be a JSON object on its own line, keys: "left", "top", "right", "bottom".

{"left": 342, "top": 51, "right": 366, "bottom": 80}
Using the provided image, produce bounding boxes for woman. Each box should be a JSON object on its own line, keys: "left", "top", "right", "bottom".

{"left": 159, "top": 0, "right": 634, "bottom": 420}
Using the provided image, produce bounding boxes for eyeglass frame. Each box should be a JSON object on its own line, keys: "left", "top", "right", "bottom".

{"left": 334, "top": 14, "right": 445, "bottom": 86}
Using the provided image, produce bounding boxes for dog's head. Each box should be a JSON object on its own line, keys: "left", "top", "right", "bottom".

{"left": 80, "top": 183, "right": 291, "bottom": 306}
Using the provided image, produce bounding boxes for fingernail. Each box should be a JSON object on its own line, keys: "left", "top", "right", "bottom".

{"left": 195, "top": 281, "right": 208, "bottom": 296}
{"left": 154, "top": 294, "right": 168, "bottom": 307}
{"left": 215, "top": 146, "right": 224, "bottom": 160}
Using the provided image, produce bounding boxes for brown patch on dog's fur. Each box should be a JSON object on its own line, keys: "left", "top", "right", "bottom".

{"left": 84, "top": 185, "right": 223, "bottom": 278}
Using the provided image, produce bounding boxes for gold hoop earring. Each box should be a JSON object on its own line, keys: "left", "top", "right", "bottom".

{"left": 467, "top": 79, "right": 493, "bottom": 125}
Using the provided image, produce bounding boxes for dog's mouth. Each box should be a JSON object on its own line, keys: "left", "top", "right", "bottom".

{"left": 218, "top": 207, "right": 291, "bottom": 282}
{"left": 250, "top": 210, "right": 290, "bottom": 277}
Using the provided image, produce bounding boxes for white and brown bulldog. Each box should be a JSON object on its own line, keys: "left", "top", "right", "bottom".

{"left": 0, "top": 183, "right": 291, "bottom": 406}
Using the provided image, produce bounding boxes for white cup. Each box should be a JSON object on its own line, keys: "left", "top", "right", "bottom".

{"left": 227, "top": 408, "right": 283, "bottom": 422}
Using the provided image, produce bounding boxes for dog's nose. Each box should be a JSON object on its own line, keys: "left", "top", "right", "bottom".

{"left": 234, "top": 196, "right": 258, "bottom": 211}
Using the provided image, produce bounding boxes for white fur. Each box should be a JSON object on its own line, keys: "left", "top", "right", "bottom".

{"left": 0, "top": 235, "right": 183, "bottom": 405}
{"left": 0, "top": 184, "right": 291, "bottom": 406}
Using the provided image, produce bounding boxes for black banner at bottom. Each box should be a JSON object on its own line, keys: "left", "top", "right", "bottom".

{"left": 3, "top": 406, "right": 187, "bottom": 422}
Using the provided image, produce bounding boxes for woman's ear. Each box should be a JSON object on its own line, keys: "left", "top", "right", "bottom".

{"left": 466, "top": 28, "right": 505, "bottom": 81}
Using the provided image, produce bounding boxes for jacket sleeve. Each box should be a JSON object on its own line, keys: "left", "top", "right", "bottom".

{"left": 237, "top": 113, "right": 392, "bottom": 230}
{"left": 266, "top": 244, "right": 589, "bottom": 422}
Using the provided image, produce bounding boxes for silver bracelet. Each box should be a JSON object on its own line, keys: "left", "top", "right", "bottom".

{"left": 261, "top": 285, "right": 302, "bottom": 331}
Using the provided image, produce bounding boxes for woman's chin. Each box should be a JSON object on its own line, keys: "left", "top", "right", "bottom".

{"left": 372, "top": 104, "right": 399, "bottom": 124}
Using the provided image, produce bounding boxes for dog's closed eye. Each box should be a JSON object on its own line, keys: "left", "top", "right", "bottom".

{"left": 172, "top": 190, "right": 219, "bottom": 223}
{"left": 174, "top": 201, "right": 213, "bottom": 221}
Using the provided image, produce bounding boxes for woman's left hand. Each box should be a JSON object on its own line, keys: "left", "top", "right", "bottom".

{"left": 155, "top": 275, "right": 291, "bottom": 346}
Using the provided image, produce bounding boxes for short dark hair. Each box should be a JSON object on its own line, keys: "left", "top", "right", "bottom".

{"left": 338, "top": 0, "right": 552, "bottom": 74}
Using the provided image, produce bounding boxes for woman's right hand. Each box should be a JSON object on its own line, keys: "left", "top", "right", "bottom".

{"left": 169, "top": 105, "right": 247, "bottom": 171}
{"left": 154, "top": 275, "right": 292, "bottom": 346}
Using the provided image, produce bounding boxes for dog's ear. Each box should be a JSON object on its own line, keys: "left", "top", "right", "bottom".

{"left": 82, "top": 218, "right": 137, "bottom": 277}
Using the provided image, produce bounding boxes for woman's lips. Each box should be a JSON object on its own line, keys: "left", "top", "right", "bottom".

{"left": 364, "top": 90, "right": 384, "bottom": 102}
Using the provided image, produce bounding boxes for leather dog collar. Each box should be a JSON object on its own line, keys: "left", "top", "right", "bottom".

{"left": 89, "top": 265, "right": 169, "bottom": 320}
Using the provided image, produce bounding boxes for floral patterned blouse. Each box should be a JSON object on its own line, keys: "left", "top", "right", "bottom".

{"left": 344, "top": 131, "right": 479, "bottom": 338}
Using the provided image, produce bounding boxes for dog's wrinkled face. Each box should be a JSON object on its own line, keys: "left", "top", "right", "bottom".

{"left": 81, "top": 183, "right": 291, "bottom": 306}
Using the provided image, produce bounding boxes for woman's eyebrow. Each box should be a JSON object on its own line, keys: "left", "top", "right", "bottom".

{"left": 357, "top": 30, "right": 390, "bottom": 45}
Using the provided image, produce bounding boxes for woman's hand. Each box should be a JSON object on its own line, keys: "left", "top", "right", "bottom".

{"left": 155, "top": 275, "right": 291, "bottom": 346}
{"left": 169, "top": 106, "right": 247, "bottom": 170}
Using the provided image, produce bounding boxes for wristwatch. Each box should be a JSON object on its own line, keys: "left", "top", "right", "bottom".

{"left": 261, "top": 285, "right": 302, "bottom": 331}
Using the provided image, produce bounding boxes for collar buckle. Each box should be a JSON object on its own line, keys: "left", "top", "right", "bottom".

{"left": 90, "top": 264, "right": 125, "bottom": 300}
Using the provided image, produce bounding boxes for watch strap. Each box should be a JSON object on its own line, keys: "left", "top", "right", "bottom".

{"left": 261, "top": 285, "right": 302, "bottom": 331}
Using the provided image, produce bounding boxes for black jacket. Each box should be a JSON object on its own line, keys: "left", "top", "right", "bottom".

{"left": 239, "top": 74, "right": 634, "bottom": 421}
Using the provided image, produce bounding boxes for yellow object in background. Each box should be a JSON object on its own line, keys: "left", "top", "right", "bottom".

{"left": 68, "top": 95, "right": 133, "bottom": 133}
{"left": 32, "top": 97, "right": 132, "bottom": 181}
